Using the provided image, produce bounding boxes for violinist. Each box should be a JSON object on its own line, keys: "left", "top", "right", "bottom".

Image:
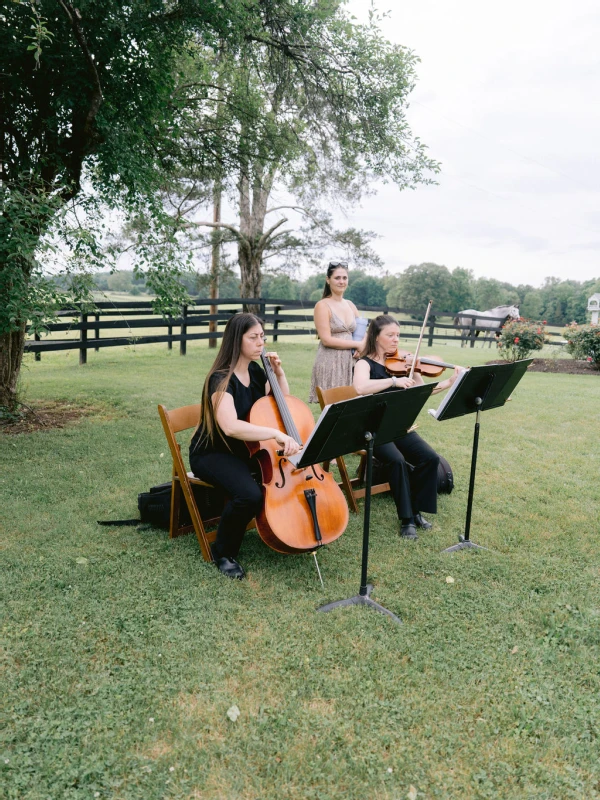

{"left": 353, "top": 315, "right": 463, "bottom": 540}
{"left": 190, "top": 313, "right": 300, "bottom": 579}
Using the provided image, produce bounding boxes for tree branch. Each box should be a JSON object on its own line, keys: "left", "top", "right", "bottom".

{"left": 257, "top": 216, "right": 288, "bottom": 249}
{"left": 56, "top": 0, "right": 103, "bottom": 198}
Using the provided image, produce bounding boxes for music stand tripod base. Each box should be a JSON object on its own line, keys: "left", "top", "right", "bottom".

{"left": 317, "top": 584, "right": 402, "bottom": 625}
{"left": 443, "top": 537, "right": 488, "bottom": 553}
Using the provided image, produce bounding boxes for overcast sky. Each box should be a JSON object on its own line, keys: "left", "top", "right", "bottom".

{"left": 339, "top": 0, "right": 600, "bottom": 287}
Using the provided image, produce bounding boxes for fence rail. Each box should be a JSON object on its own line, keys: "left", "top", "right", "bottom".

{"left": 24, "top": 298, "right": 565, "bottom": 363}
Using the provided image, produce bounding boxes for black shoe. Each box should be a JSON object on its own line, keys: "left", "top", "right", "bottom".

{"left": 400, "top": 523, "right": 418, "bottom": 540}
{"left": 414, "top": 513, "right": 432, "bottom": 530}
{"left": 211, "top": 547, "right": 245, "bottom": 580}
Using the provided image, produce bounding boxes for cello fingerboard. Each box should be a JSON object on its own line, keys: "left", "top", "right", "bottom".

{"left": 260, "top": 350, "right": 302, "bottom": 444}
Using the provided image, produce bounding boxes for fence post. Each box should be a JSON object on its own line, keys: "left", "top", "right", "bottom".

{"left": 428, "top": 314, "right": 436, "bottom": 348}
{"left": 273, "top": 305, "right": 281, "bottom": 343}
{"left": 79, "top": 312, "right": 88, "bottom": 365}
{"left": 470, "top": 316, "right": 477, "bottom": 348}
{"left": 167, "top": 320, "right": 173, "bottom": 351}
{"left": 94, "top": 312, "right": 100, "bottom": 352}
{"left": 34, "top": 333, "right": 41, "bottom": 361}
{"left": 180, "top": 304, "right": 187, "bottom": 356}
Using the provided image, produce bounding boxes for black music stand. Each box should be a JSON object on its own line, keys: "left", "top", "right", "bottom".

{"left": 289, "top": 384, "right": 436, "bottom": 625}
{"left": 428, "top": 359, "right": 533, "bottom": 553}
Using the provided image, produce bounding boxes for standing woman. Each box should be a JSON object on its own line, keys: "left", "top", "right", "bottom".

{"left": 353, "top": 315, "right": 462, "bottom": 540}
{"left": 308, "top": 262, "right": 366, "bottom": 403}
{"left": 190, "top": 313, "right": 300, "bottom": 579}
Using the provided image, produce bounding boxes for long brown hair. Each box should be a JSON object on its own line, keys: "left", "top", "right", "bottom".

{"left": 361, "top": 314, "right": 399, "bottom": 358}
{"left": 197, "top": 313, "right": 264, "bottom": 447}
{"left": 322, "top": 262, "right": 348, "bottom": 298}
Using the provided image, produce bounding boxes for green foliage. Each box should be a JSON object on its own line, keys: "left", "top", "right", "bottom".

{"left": 519, "top": 290, "right": 544, "bottom": 320}
{"left": 499, "top": 319, "right": 547, "bottom": 361}
{"left": 537, "top": 277, "right": 599, "bottom": 326}
{"left": 473, "top": 277, "right": 519, "bottom": 310}
{"left": 388, "top": 263, "right": 454, "bottom": 312}
{"left": 345, "top": 272, "right": 387, "bottom": 306}
{"left": 448, "top": 266, "right": 476, "bottom": 312}
{"left": 261, "top": 274, "right": 300, "bottom": 301}
{"left": 563, "top": 323, "right": 600, "bottom": 366}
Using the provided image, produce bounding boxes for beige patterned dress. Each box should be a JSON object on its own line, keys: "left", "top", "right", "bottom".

{"left": 308, "top": 307, "right": 357, "bottom": 403}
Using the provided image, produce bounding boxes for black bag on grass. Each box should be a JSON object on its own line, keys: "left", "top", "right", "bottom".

{"left": 98, "top": 482, "right": 225, "bottom": 530}
{"left": 436, "top": 455, "right": 454, "bottom": 494}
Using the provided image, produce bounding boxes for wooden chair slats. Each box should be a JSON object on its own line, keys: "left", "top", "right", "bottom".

{"left": 158, "top": 403, "right": 257, "bottom": 561}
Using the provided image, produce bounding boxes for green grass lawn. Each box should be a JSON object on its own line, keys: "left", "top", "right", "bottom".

{"left": 2, "top": 341, "right": 599, "bottom": 799}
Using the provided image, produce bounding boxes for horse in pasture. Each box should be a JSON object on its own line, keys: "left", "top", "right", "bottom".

{"left": 455, "top": 304, "right": 520, "bottom": 344}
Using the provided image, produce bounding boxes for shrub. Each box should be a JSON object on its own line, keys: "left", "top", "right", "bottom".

{"left": 563, "top": 323, "right": 600, "bottom": 367}
{"left": 498, "top": 319, "right": 546, "bottom": 361}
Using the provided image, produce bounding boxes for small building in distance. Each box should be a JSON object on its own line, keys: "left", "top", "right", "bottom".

{"left": 588, "top": 293, "right": 600, "bottom": 324}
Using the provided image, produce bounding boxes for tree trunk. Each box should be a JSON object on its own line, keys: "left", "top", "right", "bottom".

{"left": 239, "top": 250, "right": 263, "bottom": 314}
{"left": 209, "top": 184, "right": 221, "bottom": 349}
{"left": 237, "top": 166, "right": 276, "bottom": 313}
{"left": 0, "top": 325, "right": 27, "bottom": 411}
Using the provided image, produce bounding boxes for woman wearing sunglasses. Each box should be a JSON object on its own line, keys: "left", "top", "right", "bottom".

{"left": 308, "top": 262, "right": 366, "bottom": 403}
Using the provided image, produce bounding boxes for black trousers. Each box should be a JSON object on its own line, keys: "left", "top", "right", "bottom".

{"left": 190, "top": 452, "right": 263, "bottom": 560}
{"left": 373, "top": 430, "right": 439, "bottom": 520}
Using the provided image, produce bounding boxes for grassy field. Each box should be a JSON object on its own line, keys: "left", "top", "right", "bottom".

{"left": 2, "top": 341, "right": 599, "bottom": 799}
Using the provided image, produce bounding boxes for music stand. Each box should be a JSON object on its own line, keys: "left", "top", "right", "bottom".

{"left": 428, "top": 359, "right": 533, "bottom": 553}
{"left": 289, "top": 384, "right": 436, "bottom": 625}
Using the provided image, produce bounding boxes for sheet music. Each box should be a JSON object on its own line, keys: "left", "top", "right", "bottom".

{"left": 428, "top": 368, "right": 470, "bottom": 420}
{"left": 286, "top": 403, "right": 332, "bottom": 467}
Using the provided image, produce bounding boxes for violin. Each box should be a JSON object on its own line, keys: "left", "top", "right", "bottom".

{"left": 384, "top": 349, "right": 457, "bottom": 378}
{"left": 246, "top": 351, "right": 349, "bottom": 555}
{"left": 385, "top": 300, "right": 461, "bottom": 380}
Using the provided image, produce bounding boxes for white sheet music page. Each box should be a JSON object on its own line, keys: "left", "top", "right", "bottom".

{"left": 428, "top": 368, "right": 470, "bottom": 420}
{"left": 286, "top": 404, "right": 331, "bottom": 467}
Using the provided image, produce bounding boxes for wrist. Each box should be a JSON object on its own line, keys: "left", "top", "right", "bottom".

{"left": 390, "top": 375, "right": 397, "bottom": 388}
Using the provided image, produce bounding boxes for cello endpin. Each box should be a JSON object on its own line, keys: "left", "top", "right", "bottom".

{"left": 312, "top": 551, "right": 325, "bottom": 589}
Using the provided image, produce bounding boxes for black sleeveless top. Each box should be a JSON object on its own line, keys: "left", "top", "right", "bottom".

{"left": 190, "top": 361, "right": 266, "bottom": 460}
{"left": 359, "top": 356, "right": 405, "bottom": 391}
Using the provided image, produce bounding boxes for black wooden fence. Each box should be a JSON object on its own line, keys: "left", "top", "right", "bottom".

{"left": 24, "top": 298, "right": 564, "bottom": 363}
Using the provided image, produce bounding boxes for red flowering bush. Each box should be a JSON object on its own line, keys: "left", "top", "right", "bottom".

{"left": 498, "top": 319, "right": 546, "bottom": 361}
{"left": 563, "top": 323, "right": 600, "bottom": 367}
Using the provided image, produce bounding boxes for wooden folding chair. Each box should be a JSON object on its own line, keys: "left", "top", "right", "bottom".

{"left": 157, "top": 402, "right": 241, "bottom": 563}
{"left": 315, "top": 385, "right": 391, "bottom": 513}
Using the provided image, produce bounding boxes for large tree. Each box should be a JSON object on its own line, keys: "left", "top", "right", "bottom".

{"left": 3, "top": 0, "right": 380, "bottom": 410}
{"left": 141, "top": 3, "right": 438, "bottom": 305}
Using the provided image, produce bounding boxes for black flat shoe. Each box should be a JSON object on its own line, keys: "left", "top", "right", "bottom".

{"left": 212, "top": 552, "right": 245, "bottom": 580}
{"left": 400, "top": 523, "right": 418, "bottom": 540}
{"left": 414, "top": 513, "right": 432, "bottom": 530}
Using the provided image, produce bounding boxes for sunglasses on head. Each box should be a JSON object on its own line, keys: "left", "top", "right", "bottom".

{"left": 328, "top": 261, "right": 348, "bottom": 268}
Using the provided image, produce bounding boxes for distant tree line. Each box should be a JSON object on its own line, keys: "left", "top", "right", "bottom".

{"left": 86, "top": 262, "right": 600, "bottom": 326}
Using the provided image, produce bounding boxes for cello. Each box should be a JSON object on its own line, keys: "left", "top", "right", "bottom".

{"left": 247, "top": 350, "right": 349, "bottom": 554}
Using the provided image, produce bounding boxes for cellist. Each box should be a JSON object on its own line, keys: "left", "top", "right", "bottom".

{"left": 190, "top": 313, "right": 300, "bottom": 580}
{"left": 353, "top": 315, "right": 463, "bottom": 541}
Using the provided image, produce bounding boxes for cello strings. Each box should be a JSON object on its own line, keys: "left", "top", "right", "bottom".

{"left": 261, "top": 351, "right": 302, "bottom": 444}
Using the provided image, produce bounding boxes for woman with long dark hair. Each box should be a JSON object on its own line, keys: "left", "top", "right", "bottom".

{"left": 190, "top": 313, "right": 300, "bottom": 579}
{"left": 353, "top": 315, "right": 462, "bottom": 540}
{"left": 308, "top": 262, "right": 366, "bottom": 403}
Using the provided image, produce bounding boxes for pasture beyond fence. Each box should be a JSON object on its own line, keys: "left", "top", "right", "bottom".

{"left": 24, "top": 298, "right": 565, "bottom": 363}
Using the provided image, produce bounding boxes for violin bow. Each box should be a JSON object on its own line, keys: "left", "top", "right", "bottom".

{"left": 408, "top": 300, "right": 433, "bottom": 382}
